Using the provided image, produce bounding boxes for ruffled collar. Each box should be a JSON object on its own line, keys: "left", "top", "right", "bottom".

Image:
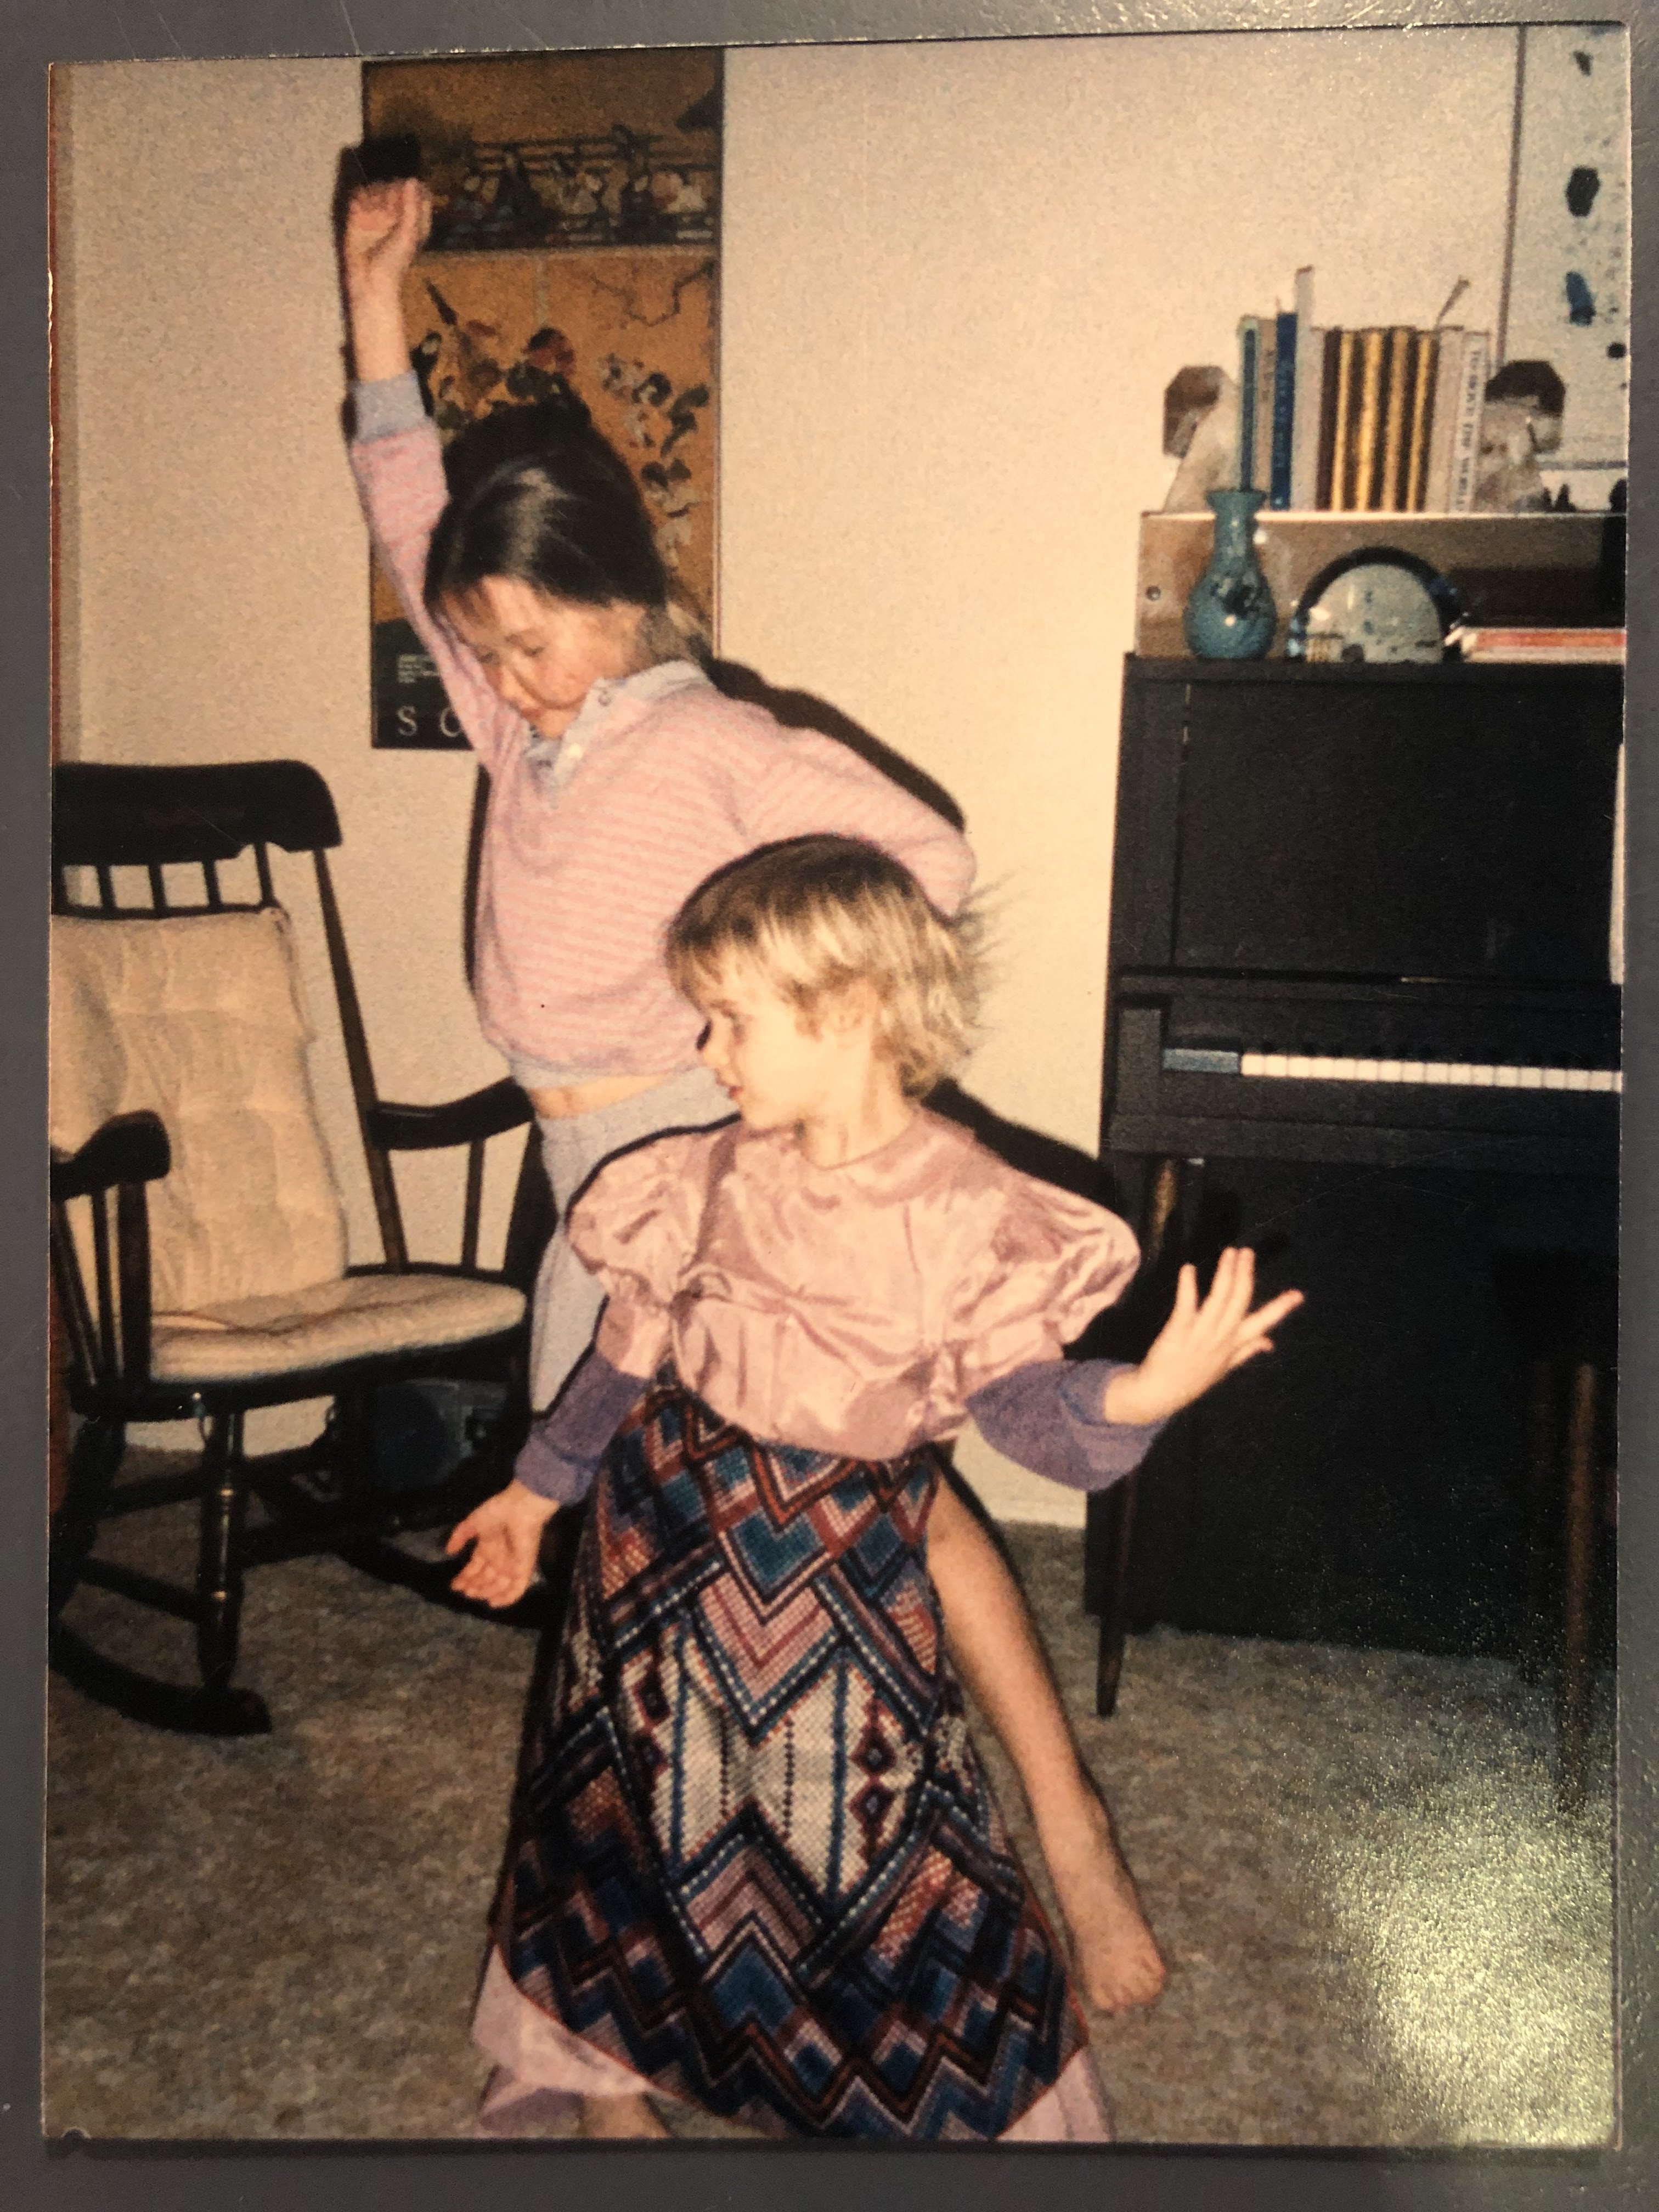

{"left": 522, "top": 657, "right": 708, "bottom": 777}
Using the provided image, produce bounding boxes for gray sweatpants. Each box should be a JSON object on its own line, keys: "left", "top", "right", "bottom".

{"left": 528, "top": 1063, "right": 732, "bottom": 1412}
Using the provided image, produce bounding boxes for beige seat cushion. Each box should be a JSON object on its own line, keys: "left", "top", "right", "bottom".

{"left": 151, "top": 1271, "right": 525, "bottom": 1384}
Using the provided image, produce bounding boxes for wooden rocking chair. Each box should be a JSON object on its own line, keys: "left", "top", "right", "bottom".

{"left": 49, "top": 759, "right": 549, "bottom": 1736}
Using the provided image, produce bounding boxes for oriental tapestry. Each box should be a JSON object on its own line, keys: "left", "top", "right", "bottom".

{"left": 362, "top": 51, "right": 720, "bottom": 747}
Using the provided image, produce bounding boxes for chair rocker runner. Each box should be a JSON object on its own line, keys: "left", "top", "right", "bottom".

{"left": 49, "top": 759, "right": 546, "bottom": 1735}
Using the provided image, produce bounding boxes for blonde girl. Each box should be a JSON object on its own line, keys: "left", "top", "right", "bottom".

{"left": 450, "top": 838, "right": 1300, "bottom": 2141}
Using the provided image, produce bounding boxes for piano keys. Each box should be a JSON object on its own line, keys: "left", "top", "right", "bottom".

{"left": 1169, "top": 1048, "right": 1621, "bottom": 1092}
{"left": 1111, "top": 987, "right": 1619, "bottom": 1173}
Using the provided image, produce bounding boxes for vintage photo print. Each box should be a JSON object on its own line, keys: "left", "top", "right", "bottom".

{"left": 16, "top": 3, "right": 1655, "bottom": 2207}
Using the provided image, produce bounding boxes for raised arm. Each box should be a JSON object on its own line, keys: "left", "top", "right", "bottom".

{"left": 339, "top": 179, "right": 521, "bottom": 768}
{"left": 341, "top": 177, "right": 431, "bottom": 382}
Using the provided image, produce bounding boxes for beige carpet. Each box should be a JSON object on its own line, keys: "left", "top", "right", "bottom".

{"left": 44, "top": 1487, "right": 1615, "bottom": 2146}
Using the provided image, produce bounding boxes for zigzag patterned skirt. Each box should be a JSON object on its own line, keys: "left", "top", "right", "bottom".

{"left": 492, "top": 1370, "right": 1093, "bottom": 2141}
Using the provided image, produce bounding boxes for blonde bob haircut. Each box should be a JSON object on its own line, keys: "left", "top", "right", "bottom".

{"left": 665, "top": 836, "right": 982, "bottom": 1098}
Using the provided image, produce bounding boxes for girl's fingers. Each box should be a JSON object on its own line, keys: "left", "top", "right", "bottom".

{"left": 1244, "top": 1290, "right": 1304, "bottom": 1338}
{"left": 1199, "top": 1247, "right": 1246, "bottom": 1313}
{"left": 1202, "top": 1260, "right": 1300, "bottom": 1338}
{"left": 346, "top": 178, "right": 430, "bottom": 263}
{"left": 348, "top": 183, "right": 399, "bottom": 227}
{"left": 1258, "top": 1288, "right": 1305, "bottom": 1327}
{"left": 1186, "top": 1248, "right": 1249, "bottom": 1345}
{"left": 457, "top": 1560, "right": 522, "bottom": 1607}
{"left": 461, "top": 1560, "right": 525, "bottom": 1607}
{"left": 1224, "top": 1287, "right": 1304, "bottom": 1368}
{"left": 388, "top": 178, "right": 432, "bottom": 242}
{"left": 1220, "top": 1247, "right": 1256, "bottom": 1328}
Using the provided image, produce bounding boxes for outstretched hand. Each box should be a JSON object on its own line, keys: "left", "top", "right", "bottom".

{"left": 445, "top": 1479, "right": 560, "bottom": 1610}
{"left": 341, "top": 176, "right": 432, "bottom": 300}
{"left": 1103, "top": 1248, "right": 1303, "bottom": 1427}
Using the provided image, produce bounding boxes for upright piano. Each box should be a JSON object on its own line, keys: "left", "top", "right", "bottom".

{"left": 1088, "top": 654, "right": 1623, "bottom": 1709}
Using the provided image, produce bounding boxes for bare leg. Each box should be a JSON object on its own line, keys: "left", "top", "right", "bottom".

{"left": 928, "top": 1477, "right": 1167, "bottom": 2013}
{"left": 578, "top": 2092, "right": 670, "bottom": 2138}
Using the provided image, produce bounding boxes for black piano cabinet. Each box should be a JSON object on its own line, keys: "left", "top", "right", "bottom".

{"left": 1088, "top": 654, "right": 1622, "bottom": 1714}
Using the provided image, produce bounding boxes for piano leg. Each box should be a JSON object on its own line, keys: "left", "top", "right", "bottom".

{"left": 1519, "top": 1362, "right": 1558, "bottom": 1686}
{"left": 1494, "top": 1253, "right": 1613, "bottom": 1814}
{"left": 1093, "top": 1478, "right": 1138, "bottom": 1718}
{"left": 1092, "top": 1155, "right": 1197, "bottom": 1718}
{"left": 1559, "top": 1362, "right": 1599, "bottom": 1817}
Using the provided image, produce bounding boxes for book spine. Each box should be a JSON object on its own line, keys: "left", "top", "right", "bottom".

{"left": 1315, "top": 327, "right": 1342, "bottom": 508}
{"left": 1327, "top": 329, "right": 1356, "bottom": 510}
{"left": 1352, "top": 328, "right": 1386, "bottom": 510}
{"left": 1290, "top": 268, "right": 1319, "bottom": 507}
{"left": 1237, "top": 317, "right": 1260, "bottom": 490}
{"left": 1404, "top": 330, "right": 1438, "bottom": 511}
{"left": 1254, "top": 319, "right": 1278, "bottom": 495}
{"left": 1378, "top": 325, "right": 1414, "bottom": 511}
{"left": 1448, "top": 331, "right": 1489, "bottom": 513}
{"left": 1423, "top": 327, "right": 1464, "bottom": 510}
{"left": 1269, "top": 309, "right": 1297, "bottom": 507}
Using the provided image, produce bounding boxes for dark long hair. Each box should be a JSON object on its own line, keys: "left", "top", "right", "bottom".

{"left": 423, "top": 400, "right": 670, "bottom": 618}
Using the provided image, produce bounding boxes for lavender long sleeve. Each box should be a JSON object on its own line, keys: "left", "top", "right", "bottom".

{"left": 966, "top": 1360, "right": 1165, "bottom": 1491}
{"left": 515, "top": 1352, "right": 648, "bottom": 1503}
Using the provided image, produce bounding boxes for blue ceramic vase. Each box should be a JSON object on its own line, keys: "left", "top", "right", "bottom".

{"left": 1183, "top": 488, "right": 1277, "bottom": 659}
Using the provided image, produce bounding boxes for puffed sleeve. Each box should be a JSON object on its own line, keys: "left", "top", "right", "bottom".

{"left": 566, "top": 1128, "right": 720, "bottom": 1376}
{"left": 945, "top": 1174, "right": 1141, "bottom": 1408}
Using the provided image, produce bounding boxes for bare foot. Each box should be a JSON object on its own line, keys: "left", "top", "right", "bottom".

{"left": 578, "top": 2092, "right": 670, "bottom": 2138}
{"left": 1037, "top": 1786, "right": 1167, "bottom": 2013}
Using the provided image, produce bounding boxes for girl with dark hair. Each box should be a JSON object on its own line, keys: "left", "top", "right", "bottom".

{"left": 343, "top": 177, "right": 973, "bottom": 1419}
{"left": 340, "top": 177, "right": 1171, "bottom": 2115}
{"left": 427, "top": 396, "right": 681, "bottom": 642}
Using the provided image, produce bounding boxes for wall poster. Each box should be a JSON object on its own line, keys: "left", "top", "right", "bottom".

{"left": 362, "top": 51, "right": 721, "bottom": 748}
{"left": 1500, "top": 23, "right": 1629, "bottom": 498}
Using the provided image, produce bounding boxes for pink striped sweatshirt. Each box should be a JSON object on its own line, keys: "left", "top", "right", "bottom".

{"left": 349, "top": 379, "right": 977, "bottom": 1084}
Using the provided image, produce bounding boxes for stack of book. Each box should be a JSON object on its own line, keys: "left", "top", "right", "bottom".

{"left": 1237, "top": 270, "right": 1489, "bottom": 514}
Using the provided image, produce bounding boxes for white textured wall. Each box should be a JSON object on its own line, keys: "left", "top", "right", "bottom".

{"left": 719, "top": 29, "right": 1516, "bottom": 1520}
{"left": 57, "top": 31, "right": 1519, "bottom": 1493}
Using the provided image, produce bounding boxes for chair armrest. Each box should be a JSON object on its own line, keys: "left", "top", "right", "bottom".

{"left": 50, "top": 1111, "right": 166, "bottom": 1391}
{"left": 366, "top": 1079, "right": 532, "bottom": 1154}
{"left": 50, "top": 1111, "right": 171, "bottom": 1202}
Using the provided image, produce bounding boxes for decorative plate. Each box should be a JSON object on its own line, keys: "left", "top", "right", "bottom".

{"left": 1285, "top": 549, "right": 1463, "bottom": 664}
